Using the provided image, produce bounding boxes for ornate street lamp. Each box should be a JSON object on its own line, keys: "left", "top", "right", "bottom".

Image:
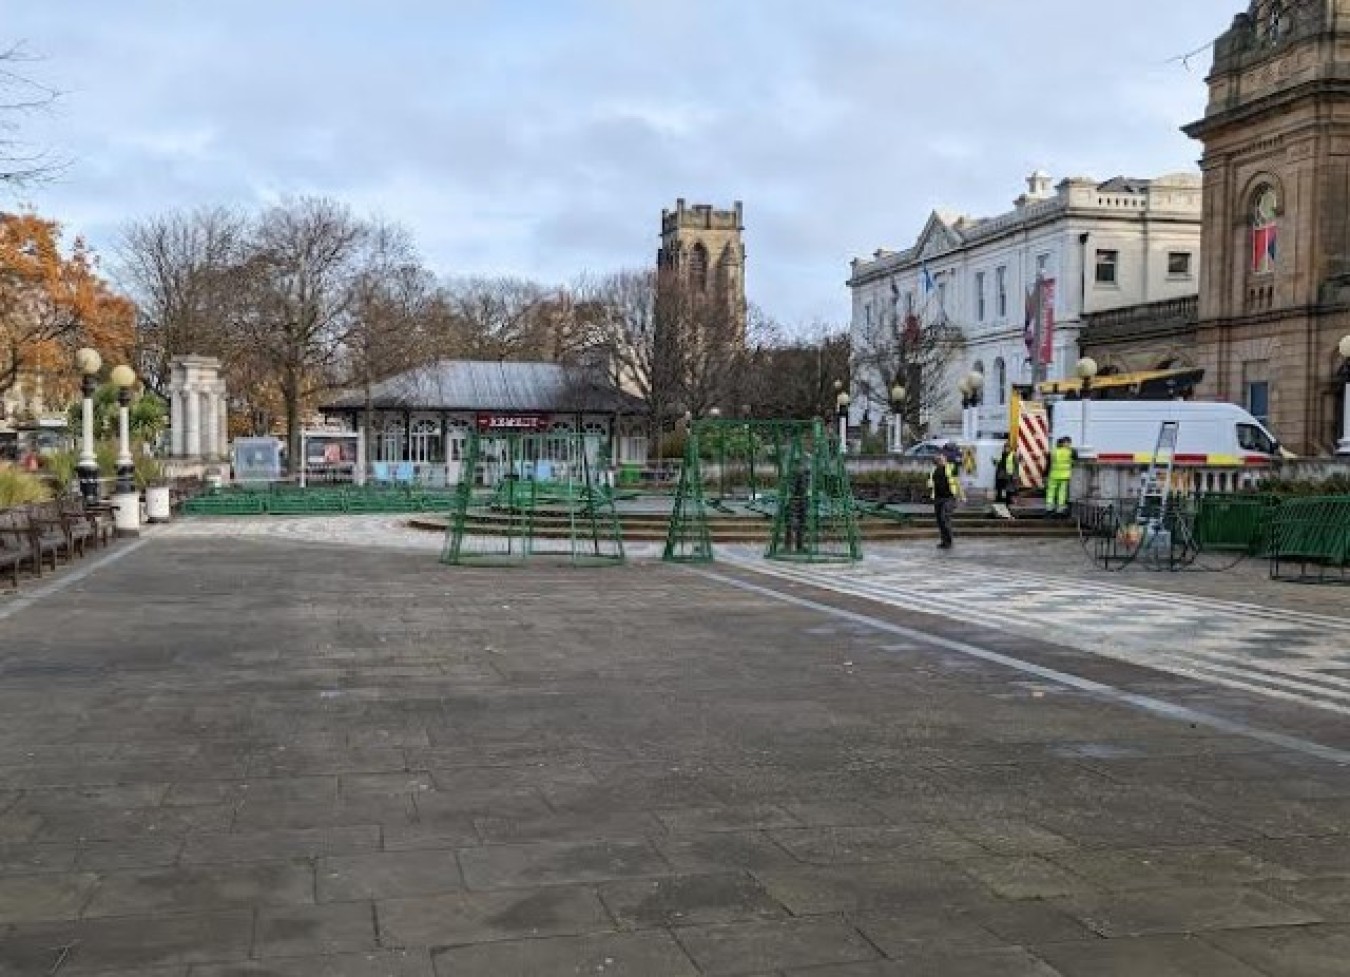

{"left": 1076, "top": 357, "right": 1100, "bottom": 478}
{"left": 74, "top": 347, "right": 102, "bottom": 504}
{"left": 890, "top": 383, "right": 906, "bottom": 453}
{"left": 110, "top": 364, "right": 140, "bottom": 537}
{"left": 836, "top": 390, "right": 851, "bottom": 455}
{"left": 1338, "top": 336, "right": 1350, "bottom": 455}
{"left": 959, "top": 371, "right": 984, "bottom": 441}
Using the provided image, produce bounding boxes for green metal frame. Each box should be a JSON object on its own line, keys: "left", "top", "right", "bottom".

{"left": 441, "top": 430, "right": 625, "bottom": 567}
{"left": 663, "top": 418, "right": 861, "bottom": 564}
{"left": 765, "top": 421, "right": 862, "bottom": 564}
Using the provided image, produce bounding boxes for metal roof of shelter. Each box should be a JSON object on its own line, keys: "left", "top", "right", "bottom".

{"left": 321, "top": 360, "right": 644, "bottom": 414}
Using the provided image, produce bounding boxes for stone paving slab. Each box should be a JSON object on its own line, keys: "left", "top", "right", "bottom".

{"left": 3, "top": 536, "right": 1350, "bottom": 975}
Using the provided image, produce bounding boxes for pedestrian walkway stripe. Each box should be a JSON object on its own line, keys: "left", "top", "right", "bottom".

{"left": 724, "top": 555, "right": 1350, "bottom": 718}
{"left": 0, "top": 539, "right": 148, "bottom": 623}
{"left": 698, "top": 567, "right": 1350, "bottom": 767}
{"left": 858, "top": 552, "right": 1350, "bottom": 632}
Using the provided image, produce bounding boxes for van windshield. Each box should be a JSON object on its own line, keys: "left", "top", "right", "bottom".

{"left": 1237, "top": 423, "right": 1276, "bottom": 455}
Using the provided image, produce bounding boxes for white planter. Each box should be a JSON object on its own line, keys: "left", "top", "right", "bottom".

{"left": 145, "top": 485, "right": 171, "bottom": 523}
{"left": 113, "top": 491, "right": 141, "bottom": 537}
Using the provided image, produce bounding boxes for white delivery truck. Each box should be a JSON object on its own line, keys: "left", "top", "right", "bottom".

{"left": 1046, "top": 400, "right": 1285, "bottom": 497}
{"left": 1048, "top": 400, "right": 1283, "bottom": 464}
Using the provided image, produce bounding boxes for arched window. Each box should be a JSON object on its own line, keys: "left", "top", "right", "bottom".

{"left": 994, "top": 358, "right": 1007, "bottom": 406}
{"left": 1265, "top": 1, "right": 1287, "bottom": 43}
{"left": 409, "top": 419, "right": 441, "bottom": 463}
{"left": 378, "top": 419, "right": 405, "bottom": 462}
{"left": 1252, "top": 187, "right": 1278, "bottom": 274}
{"left": 688, "top": 243, "right": 709, "bottom": 292}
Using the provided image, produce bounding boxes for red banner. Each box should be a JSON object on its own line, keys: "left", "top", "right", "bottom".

{"left": 1039, "top": 278, "right": 1056, "bottom": 366}
{"left": 475, "top": 413, "right": 550, "bottom": 432}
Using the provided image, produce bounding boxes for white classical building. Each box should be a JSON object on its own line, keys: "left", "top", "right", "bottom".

{"left": 847, "top": 171, "right": 1203, "bottom": 440}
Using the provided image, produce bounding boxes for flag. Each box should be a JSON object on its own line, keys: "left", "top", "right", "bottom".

{"left": 920, "top": 263, "right": 936, "bottom": 294}
{"left": 1252, "top": 225, "right": 1277, "bottom": 274}
{"left": 1023, "top": 282, "right": 1039, "bottom": 356}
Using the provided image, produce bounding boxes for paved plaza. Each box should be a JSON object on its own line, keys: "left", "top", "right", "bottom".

{"left": 2, "top": 522, "right": 1350, "bottom": 975}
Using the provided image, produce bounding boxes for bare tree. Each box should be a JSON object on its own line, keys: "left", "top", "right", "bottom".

{"left": 441, "top": 276, "right": 551, "bottom": 360}
{"left": 244, "top": 197, "right": 370, "bottom": 471}
{"left": 852, "top": 295, "right": 963, "bottom": 443}
{"left": 741, "top": 322, "right": 851, "bottom": 422}
{"left": 341, "top": 220, "right": 438, "bottom": 463}
{"left": 584, "top": 268, "right": 678, "bottom": 454}
{"left": 117, "top": 206, "right": 248, "bottom": 394}
{"left": 0, "top": 43, "right": 60, "bottom": 188}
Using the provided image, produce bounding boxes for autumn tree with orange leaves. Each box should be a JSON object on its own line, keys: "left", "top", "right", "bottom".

{"left": 0, "top": 211, "right": 135, "bottom": 407}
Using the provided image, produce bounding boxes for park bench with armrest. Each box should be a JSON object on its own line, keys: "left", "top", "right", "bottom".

{"left": 31, "top": 500, "right": 92, "bottom": 560}
{"left": 57, "top": 496, "right": 107, "bottom": 552}
{"left": 6, "top": 507, "right": 59, "bottom": 577}
{"left": 0, "top": 511, "right": 33, "bottom": 587}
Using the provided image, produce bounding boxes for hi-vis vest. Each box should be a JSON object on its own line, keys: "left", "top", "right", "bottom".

{"left": 1049, "top": 445, "right": 1074, "bottom": 480}
{"left": 928, "top": 462, "right": 961, "bottom": 500}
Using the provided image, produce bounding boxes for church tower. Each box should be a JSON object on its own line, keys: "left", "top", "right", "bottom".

{"left": 657, "top": 199, "right": 747, "bottom": 334}
{"left": 1184, "top": 0, "right": 1350, "bottom": 453}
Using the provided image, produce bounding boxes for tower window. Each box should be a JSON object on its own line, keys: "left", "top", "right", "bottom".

{"left": 1265, "top": 1, "right": 1287, "bottom": 44}
{"left": 975, "top": 272, "right": 986, "bottom": 322}
{"left": 1251, "top": 187, "right": 1278, "bottom": 275}
{"left": 995, "top": 266, "right": 1008, "bottom": 317}
{"left": 688, "top": 243, "right": 709, "bottom": 291}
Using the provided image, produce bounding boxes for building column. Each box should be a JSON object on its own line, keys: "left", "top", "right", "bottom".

{"left": 170, "top": 389, "right": 185, "bottom": 457}
{"left": 204, "top": 390, "right": 219, "bottom": 459}
{"left": 217, "top": 383, "right": 229, "bottom": 460}
{"left": 185, "top": 385, "right": 202, "bottom": 458}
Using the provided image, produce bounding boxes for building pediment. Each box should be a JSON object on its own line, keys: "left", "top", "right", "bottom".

{"left": 912, "top": 211, "right": 965, "bottom": 261}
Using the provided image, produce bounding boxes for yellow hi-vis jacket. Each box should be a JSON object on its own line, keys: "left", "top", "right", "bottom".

{"left": 928, "top": 461, "right": 963, "bottom": 501}
{"left": 1049, "top": 445, "right": 1075, "bottom": 481}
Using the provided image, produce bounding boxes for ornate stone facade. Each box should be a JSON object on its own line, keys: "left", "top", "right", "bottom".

{"left": 1184, "top": 0, "right": 1350, "bottom": 453}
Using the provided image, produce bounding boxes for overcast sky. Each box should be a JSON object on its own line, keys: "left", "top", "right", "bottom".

{"left": 3, "top": 0, "right": 1239, "bottom": 331}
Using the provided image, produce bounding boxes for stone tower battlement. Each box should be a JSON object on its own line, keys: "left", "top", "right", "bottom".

{"left": 660, "top": 198, "right": 744, "bottom": 235}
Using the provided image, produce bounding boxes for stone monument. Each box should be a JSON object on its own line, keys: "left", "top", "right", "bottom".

{"left": 166, "top": 355, "right": 229, "bottom": 479}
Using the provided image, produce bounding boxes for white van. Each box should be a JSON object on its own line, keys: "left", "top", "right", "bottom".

{"left": 1048, "top": 400, "right": 1283, "bottom": 465}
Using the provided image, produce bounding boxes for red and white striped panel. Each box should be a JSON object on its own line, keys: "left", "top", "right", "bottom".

{"left": 1017, "top": 406, "right": 1049, "bottom": 489}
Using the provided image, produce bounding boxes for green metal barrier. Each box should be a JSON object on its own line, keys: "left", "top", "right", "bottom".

{"left": 1193, "top": 494, "right": 1280, "bottom": 554}
{"left": 1268, "top": 495, "right": 1350, "bottom": 582}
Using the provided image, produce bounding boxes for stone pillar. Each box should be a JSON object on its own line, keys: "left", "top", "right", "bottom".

{"left": 217, "top": 382, "right": 229, "bottom": 461}
{"left": 185, "top": 386, "right": 201, "bottom": 458}
{"left": 204, "top": 389, "right": 219, "bottom": 459}
{"left": 170, "top": 388, "right": 185, "bottom": 456}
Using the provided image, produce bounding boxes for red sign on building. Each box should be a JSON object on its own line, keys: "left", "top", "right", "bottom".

{"left": 475, "top": 413, "right": 550, "bottom": 432}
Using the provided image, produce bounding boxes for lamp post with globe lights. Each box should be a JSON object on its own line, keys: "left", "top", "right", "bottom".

{"left": 835, "top": 390, "right": 851, "bottom": 455}
{"left": 959, "top": 370, "right": 984, "bottom": 441}
{"left": 110, "top": 365, "right": 140, "bottom": 537}
{"left": 1338, "top": 335, "right": 1350, "bottom": 456}
{"left": 74, "top": 347, "right": 102, "bottom": 504}
{"left": 1075, "top": 357, "right": 1099, "bottom": 456}
{"left": 889, "top": 383, "right": 906, "bottom": 453}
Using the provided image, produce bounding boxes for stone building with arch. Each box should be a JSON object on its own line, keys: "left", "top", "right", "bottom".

{"left": 1083, "top": 0, "right": 1350, "bottom": 453}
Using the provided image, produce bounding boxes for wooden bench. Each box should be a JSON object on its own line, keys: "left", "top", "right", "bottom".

{"left": 61, "top": 496, "right": 114, "bottom": 550}
{"left": 3, "top": 508, "right": 59, "bottom": 578}
{"left": 27, "top": 499, "right": 82, "bottom": 561}
{"left": 0, "top": 511, "right": 33, "bottom": 588}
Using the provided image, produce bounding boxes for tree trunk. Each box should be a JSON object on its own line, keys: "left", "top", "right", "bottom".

{"left": 283, "top": 372, "right": 302, "bottom": 478}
